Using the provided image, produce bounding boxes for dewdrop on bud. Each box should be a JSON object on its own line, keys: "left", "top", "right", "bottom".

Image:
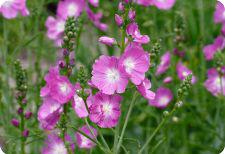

{"left": 172, "top": 116, "right": 179, "bottom": 123}
{"left": 176, "top": 101, "right": 183, "bottom": 108}
{"left": 115, "top": 14, "right": 123, "bottom": 27}
{"left": 99, "top": 36, "right": 116, "bottom": 46}
{"left": 163, "top": 111, "right": 169, "bottom": 117}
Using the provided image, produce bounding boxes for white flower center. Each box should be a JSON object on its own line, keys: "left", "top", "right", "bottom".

{"left": 52, "top": 143, "right": 67, "bottom": 154}
{"left": 159, "top": 96, "right": 169, "bottom": 106}
{"left": 124, "top": 57, "right": 135, "bottom": 73}
{"left": 57, "top": 21, "right": 65, "bottom": 32}
{"left": 106, "top": 68, "right": 120, "bottom": 83}
{"left": 80, "top": 136, "right": 89, "bottom": 147}
{"left": 74, "top": 95, "right": 83, "bottom": 108}
{"left": 102, "top": 103, "right": 113, "bottom": 116}
{"left": 59, "top": 82, "right": 71, "bottom": 95}
{"left": 67, "top": 3, "right": 78, "bottom": 16}
{"left": 182, "top": 71, "right": 188, "bottom": 77}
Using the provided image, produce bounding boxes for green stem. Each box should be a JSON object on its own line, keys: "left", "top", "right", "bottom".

{"left": 120, "top": 28, "right": 126, "bottom": 55}
{"left": 20, "top": 102, "right": 25, "bottom": 154}
{"left": 138, "top": 107, "right": 177, "bottom": 154}
{"left": 115, "top": 92, "right": 138, "bottom": 153}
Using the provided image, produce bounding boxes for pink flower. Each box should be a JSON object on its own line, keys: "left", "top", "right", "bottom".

{"left": 126, "top": 22, "right": 150, "bottom": 44}
{"left": 57, "top": 0, "right": 85, "bottom": 20}
{"left": 76, "top": 125, "right": 97, "bottom": 149}
{"left": 136, "top": 0, "right": 154, "bottom": 6}
{"left": 45, "top": 16, "right": 65, "bottom": 47}
{"left": 137, "top": 78, "right": 155, "bottom": 100}
{"left": 91, "top": 55, "right": 128, "bottom": 95}
{"left": 89, "top": 92, "right": 122, "bottom": 128}
{"left": 176, "top": 62, "right": 196, "bottom": 84}
{"left": 153, "top": 0, "right": 176, "bottom": 10}
{"left": 99, "top": 36, "right": 116, "bottom": 46}
{"left": 203, "top": 35, "right": 225, "bottom": 60}
{"left": 128, "top": 9, "right": 136, "bottom": 21}
{"left": 119, "top": 45, "right": 150, "bottom": 85}
{"left": 42, "top": 133, "right": 74, "bottom": 154}
{"left": 204, "top": 67, "right": 225, "bottom": 96}
{"left": 41, "top": 67, "right": 75, "bottom": 104}
{"left": 156, "top": 52, "right": 171, "bottom": 76}
{"left": 89, "top": 0, "right": 99, "bottom": 7}
{"left": 214, "top": 1, "right": 225, "bottom": 24}
{"left": 148, "top": 87, "right": 173, "bottom": 109}
{"left": 86, "top": 7, "right": 108, "bottom": 31}
{"left": 163, "top": 76, "right": 173, "bottom": 84}
{"left": 0, "top": 0, "right": 29, "bottom": 19}
{"left": 115, "top": 14, "right": 123, "bottom": 26}
{"left": 38, "top": 97, "right": 63, "bottom": 130}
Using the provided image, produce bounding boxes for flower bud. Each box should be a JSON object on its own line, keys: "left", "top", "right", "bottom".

{"left": 115, "top": 14, "right": 123, "bottom": 27}
{"left": 22, "top": 129, "right": 29, "bottom": 138}
{"left": 163, "top": 111, "right": 169, "bottom": 117}
{"left": 63, "top": 49, "right": 70, "bottom": 56}
{"left": 175, "top": 101, "right": 183, "bottom": 108}
{"left": 22, "top": 98, "right": 27, "bottom": 104}
{"left": 25, "top": 111, "right": 32, "bottom": 119}
{"left": 172, "top": 116, "right": 179, "bottom": 123}
{"left": 17, "top": 107, "right": 23, "bottom": 115}
{"left": 99, "top": 36, "right": 116, "bottom": 46}
{"left": 128, "top": 10, "right": 136, "bottom": 21}
{"left": 118, "top": 2, "right": 124, "bottom": 11}
{"left": 11, "top": 118, "right": 20, "bottom": 127}
{"left": 58, "top": 60, "right": 66, "bottom": 68}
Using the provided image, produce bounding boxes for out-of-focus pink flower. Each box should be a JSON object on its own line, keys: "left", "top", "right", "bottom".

{"left": 214, "top": 1, "right": 225, "bottom": 24}
{"left": 38, "top": 97, "right": 63, "bottom": 130}
{"left": 176, "top": 61, "right": 196, "bottom": 84}
{"left": 22, "top": 129, "right": 29, "bottom": 138}
{"left": 89, "top": 92, "right": 122, "bottom": 128}
{"left": 45, "top": 16, "right": 65, "bottom": 47}
{"left": 25, "top": 111, "right": 32, "bottom": 119}
{"left": 11, "top": 118, "right": 19, "bottom": 127}
{"left": 152, "top": 0, "right": 176, "bottom": 10}
{"left": 163, "top": 76, "right": 173, "bottom": 84}
{"left": 42, "top": 133, "right": 74, "bottom": 154}
{"left": 173, "top": 48, "right": 185, "bottom": 58}
{"left": 126, "top": 22, "right": 150, "bottom": 44}
{"left": 118, "top": 2, "right": 125, "bottom": 11}
{"left": 137, "top": 78, "right": 155, "bottom": 100}
{"left": 91, "top": 55, "right": 128, "bottom": 95}
{"left": 57, "top": 0, "right": 85, "bottom": 20}
{"left": 204, "top": 67, "right": 225, "bottom": 96}
{"left": 136, "top": 0, "right": 154, "bottom": 6}
{"left": 128, "top": 9, "right": 136, "bottom": 21}
{"left": 148, "top": 87, "right": 173, "bottom": 109}
{"left": 203, "top": 35, "right": 225, "bottom": 60}
{"left": 156, "top": 52, "right": 171, "bottom": 76}
{"left": 89, "top": 0, "right": 99, "bottom": 7}
{"left": 119, "top": 45, "right": 150, "bottom": 85}
{"left": 0, "top": 0, "right": 29, "bottom": 19}
{"left": 99, "top": 36, "right": 116, "bottom": 46}
{"left": 115, "top": 14, "right": 123, "bottom": 26}
{"left": 76, "top": 125, "right": 97, "bottom": 149}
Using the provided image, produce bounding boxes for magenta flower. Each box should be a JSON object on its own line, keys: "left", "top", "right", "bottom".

{"left": 137, "top": 78, "right": 155, "bottom": 100}
{"left": 89, "top": 92, "right": 122, "bottom": 128}
{"left": 99, "top": 36, "right": 116, "bottom": 46}
{"left": 89, "top": 0, "right": 99, "bottom": 7}
{"left": 119, "top": 45, "right": 150, "bottom": 85}
{"left": 153, "top": 0, "right": 176, "bottom": 10}
{"left": 11, "top": 118, "right": 19, "bottom": 127}
{"left": 76, "top": 125, "right": 97, "bottom": 149}
{"left": 128, "top": 9, "right": 136, "bottom": 21}
{"left": 41, "top": 67, "right": 75, "bottom": 104}
{"left": 42, "top": 133, "right": 74, "bottom": 154}
{"left": 45, "top": 16, "right": 65, "bottom": 47}
{"left": 163, "top": 76, "right": 173, "bottom": 84}
{"left": 203, "top": 35, "right": 225, "bottom": 60}
{"left": 0, "top": 0, "right": 29, "bottom": 19}
{"left": 126, "top": 22, "right": 150, "bottom": 44}
{"left": 148, "top": 87, "right": 173, "bottom": 109}
{"left": 38, "top": 97, "right": 63, "bottom": 130}
{"left": 204, "top": 67, "right": 225, "bottom": 96}
{"left": 91, "top": 55, "right": 128, "bottom": 95}
{"left": 176, "top": 62, "right": 196, "bottom": 84}
{"left": 156, "top": 52, "right": 171, "bottom": 76}
{"left": 57, "top": 0, "right": 85, "bottom": 20}
{"left": 214, "top": 1, "right": 225, "bottom": 24}
{"left": 115, "top": 14, "right": 124, "bottom": 26}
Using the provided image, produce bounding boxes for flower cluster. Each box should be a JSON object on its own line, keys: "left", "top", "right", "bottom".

{"left": 45, "top": 0, "right": 107, "bottom": 46}
{"left": 0, "top": 0, "right": 29, "bottom": 19}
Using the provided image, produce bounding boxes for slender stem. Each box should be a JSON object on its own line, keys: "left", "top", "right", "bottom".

{"left": 120, "top": 28, "right": 126, "bottom": 55}
{"left": 97, "top": 127, "right": 110, "bottom": 151}
{"left": 20, "top": 100, "right": 25, "bottom": 154}
{"left": 115, "top": 92, "right": 138, "bottom": 153}
{"left": 138, "top": 107, "right": 176, "bottom": 154}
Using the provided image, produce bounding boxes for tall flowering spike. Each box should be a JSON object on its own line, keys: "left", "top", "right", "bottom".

{"left": 126, "top": 22, "right": 150, "bottom": 44}
{"left": 89, "top": 92, "right": 122, "bottom": 128}
{"left": 137, "top": 78, "right": 155, "bottom": 100}
{"left": 0, "top": 0, "right": 29, "bottom": 19}
{"left": 119, "top": 45, "right": 150, "bottom": 85}
{"left": 57, "top": 0, "right": 85, "bottom": 20}
{"left": 148, "top": 87, "right": 173, "bottom": 109}
{"left": 214, "top": 1, "right": 225, "bottom": 24}
{"left": 156, "top": 52, "right": 171, "bottom": 76}
{"left": 38, "top": 97, "right": 63, "bottom": 130}
{"left": 153, "top": 0, "right": 176, "bottom": 10}
{"left": 76, "top": 125, "right": 98, "bottom": 149}
{"left": 45, "top": 16, "right": 65, "bottom": 47}
{"left": 91, "top": 55, "right": 128, "bottom": 95}
{"left": 176, "top": 61, "right": 196, "bottom": 84}
{"left": 42, "top": 133, "right": 74, "bottom": 154}
{"left": 204, "top": 67, "right": 225, "bottom": 97}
